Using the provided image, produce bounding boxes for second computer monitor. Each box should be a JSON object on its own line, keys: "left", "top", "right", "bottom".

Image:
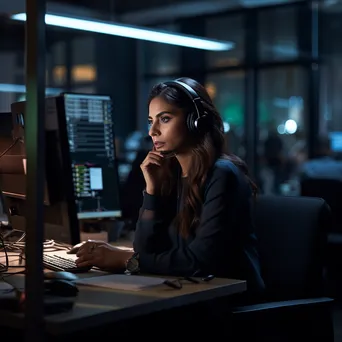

{"left": 60, "top": 93, "right": 122, "bottom": 220}
{"left": 329, "top": 132, "right": 342, "bottom": 153}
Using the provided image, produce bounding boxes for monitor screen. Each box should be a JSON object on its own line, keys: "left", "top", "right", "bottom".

{"left": 63, "top": 93, "right": 121, "bottom": 219}
{"left": 329, "top": 132, "right": 342, "bottom": 152}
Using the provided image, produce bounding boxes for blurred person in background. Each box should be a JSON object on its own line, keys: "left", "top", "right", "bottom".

{"left": 299, "top": 135, "right": 342, "bottom": 181}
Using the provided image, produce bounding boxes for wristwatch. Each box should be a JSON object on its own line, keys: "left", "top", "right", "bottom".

{"left": 125, "top": 252, "right": 140, "bottom": 275}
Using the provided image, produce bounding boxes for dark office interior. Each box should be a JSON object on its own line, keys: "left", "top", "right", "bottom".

{"left": 1, "top": 0, "right": 342, "bottom": 340}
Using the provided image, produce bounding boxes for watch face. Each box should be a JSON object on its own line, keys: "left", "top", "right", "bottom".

{"left": 127, "top": 256, "right": 140, "bottom": 274}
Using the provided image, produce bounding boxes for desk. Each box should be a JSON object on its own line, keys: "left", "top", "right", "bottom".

{"left": 0, "top": 250, "right": 246, "bottom": 339}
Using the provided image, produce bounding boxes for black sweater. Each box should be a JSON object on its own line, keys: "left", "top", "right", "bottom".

{"left": 133, "top": 158, "right": 265, "bottom": 294}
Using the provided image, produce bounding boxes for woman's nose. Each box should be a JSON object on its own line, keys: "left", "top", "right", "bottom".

{"left": 149, "top": 123, "right": 160, "bottom": 137}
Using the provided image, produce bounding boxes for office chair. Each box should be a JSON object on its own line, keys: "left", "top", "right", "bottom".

{"left": 300, "top": 178, "right": 342, "bottom": 234}
{"left": 301, "top": 178, "right": 342, "bottom": 300}
{"left": 231, "top": 195, "right": 334, "bottom": 341}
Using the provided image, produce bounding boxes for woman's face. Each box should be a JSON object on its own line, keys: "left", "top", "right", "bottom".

{"left": 148, "top": 96, "right": 189, "bottom": 153}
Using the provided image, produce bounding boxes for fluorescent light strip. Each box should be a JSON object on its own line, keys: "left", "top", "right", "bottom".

{"left": 11, "top": 13, "right": 234, "bottom": 51}
{"left": 77, "top": 211, "right": 122, "bottom": 219}
{"left": 0, "top": 83, "right": 63, "bottom": 94}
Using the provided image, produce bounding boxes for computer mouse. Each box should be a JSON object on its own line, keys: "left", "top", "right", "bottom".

{"left": 67, "top": 242, "right": 85, "bottom": 254}
{"left": 44, "top": 271, "right": 78, "bottom": 281}
{"left": 45, "top": 279, "right": 79, "bottom": 297}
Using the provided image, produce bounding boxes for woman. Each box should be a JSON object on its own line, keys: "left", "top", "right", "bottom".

{"left": 75, "top": 77, "right": 265, "bottom": 296}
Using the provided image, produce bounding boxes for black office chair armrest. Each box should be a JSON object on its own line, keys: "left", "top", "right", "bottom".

{"left": 232, "top": 297, "right": 334, "bottom": 313}
{"left": 328, "top": 232, "right": 342, "bottom": 244}
{"left": 230, "top": 297, "right": 334, "bottom": 341}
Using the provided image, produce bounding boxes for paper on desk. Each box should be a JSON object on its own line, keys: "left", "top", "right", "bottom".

{"left": 74, "top": 274, "right": 166, "bottom": 291}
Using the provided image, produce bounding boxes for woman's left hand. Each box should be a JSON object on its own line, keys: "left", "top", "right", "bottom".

{"left": 75, "top": 241, "right": 133, "bottom": 272}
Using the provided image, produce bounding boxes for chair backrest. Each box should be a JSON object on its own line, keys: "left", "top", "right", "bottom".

{"left": 254, "top": 195, "right": 331, "bottom": 301}
{"left": 300, "top": 178, "right": 342, "bottom": 232}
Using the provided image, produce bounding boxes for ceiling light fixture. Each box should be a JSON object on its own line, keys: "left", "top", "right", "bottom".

{"left": 0, "top": 83, "right": 62, "bottom": 94}
{"left": 11, "top": 13, "right": 234, "bottom": 51}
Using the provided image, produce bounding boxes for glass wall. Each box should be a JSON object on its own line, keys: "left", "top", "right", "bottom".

{"left": 320, "top": 6, "right": 342, "bottom": 150}
{"left": 205, "top": 71, "right": 245, "bottom": 157}
{"left": 204, "top": 14, "right": 246, "bottom": 157}
{"left": 206, "top": 14, "right": 244, "bottom": 68}
{"left": 257, "top": 66, "right": 307, "bottom": 194}
{"left": 142, "top": 25, "right": 181, "bottom": 76}
{"left": 0, "top": 51, "right": 24, "bottom": 112}
{"left": 258, "top": 6, "right": 299, "bottom": 61}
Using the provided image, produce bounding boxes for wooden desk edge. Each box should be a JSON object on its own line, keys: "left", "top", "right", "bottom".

{"left": 45, "top": 278, "right": 246, "bottom": 335}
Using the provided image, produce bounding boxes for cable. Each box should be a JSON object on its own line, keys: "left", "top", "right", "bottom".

{"left": 0, "top": 228, "right": 73, "bottom": 274}
{"left": 0, "top": 270, "right": 25, "bottom": 277}
{"left": 1, "top": 230, "right": 26, "bottom": 253}
{"left": 1, "top": 228, "right": 71, "bottom": 252}
{"left": 0, "top": 138, "right": 20, "bottom": 160}
{"left": 4, "top": 240, "right": 71, "bottom": 252}
{"left": 1, "top": 231, "right": 72, "bottom": 271}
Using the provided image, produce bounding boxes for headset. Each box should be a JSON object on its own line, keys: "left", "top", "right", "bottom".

{"left": 163, "top": 79, "right": 212, "bottom": 135}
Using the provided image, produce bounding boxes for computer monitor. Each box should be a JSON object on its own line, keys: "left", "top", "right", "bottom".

{"left": 0, "top": 100, "right": 80, "bottom": 245}
{"left": 329, "top": 132, "right": 342, "bottom": 153}
{"left": 0, "top": 93, "right": 121, "bottom": 245}
{"left": 59, "top": 93, "right": 121, "bottom": 220}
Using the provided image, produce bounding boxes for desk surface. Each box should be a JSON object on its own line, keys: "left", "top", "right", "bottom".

{"left": 0, "top": 250, "right": 246, "bottom": 335}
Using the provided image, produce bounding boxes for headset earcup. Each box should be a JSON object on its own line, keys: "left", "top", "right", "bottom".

{"left": 194, "top": 113, "right": 210, "bottom": 134}
{"left": 187, "top": 111, "right": 196, "bottom": 133}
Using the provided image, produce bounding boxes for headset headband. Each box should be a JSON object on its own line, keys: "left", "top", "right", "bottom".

{"left": 163, "top": 80, "right": 205, "bottom": 121}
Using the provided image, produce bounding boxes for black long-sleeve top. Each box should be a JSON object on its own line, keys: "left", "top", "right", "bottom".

{"left": 133, "top": 158, "right": 265, "bottom": 294}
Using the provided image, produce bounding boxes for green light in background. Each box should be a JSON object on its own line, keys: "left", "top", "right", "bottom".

{"left": 221, "top": 101, "right": 269, "bottom": 126}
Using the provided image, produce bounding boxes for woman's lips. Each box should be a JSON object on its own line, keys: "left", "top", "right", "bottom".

{"left": 154, "top": 142, "right": 165, "bottom": 149}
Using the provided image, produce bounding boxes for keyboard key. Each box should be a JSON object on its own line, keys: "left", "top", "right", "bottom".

{"left": 43, "top": 254, "right": 91, "bottom": 273}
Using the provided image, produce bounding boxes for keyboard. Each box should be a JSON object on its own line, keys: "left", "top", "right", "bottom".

{"left": 43, "top": 254, "right": 91, "bottom": 273}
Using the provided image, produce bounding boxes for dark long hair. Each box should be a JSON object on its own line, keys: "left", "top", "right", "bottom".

{"left": 148, "top": 77, "right": 257, "bottom": 237}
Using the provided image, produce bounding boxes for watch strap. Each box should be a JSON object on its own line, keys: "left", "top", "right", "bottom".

{"left": 125, "top": 252, "right": 140, "bottom": 275}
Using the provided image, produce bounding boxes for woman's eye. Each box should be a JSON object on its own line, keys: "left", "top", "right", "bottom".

{"left": 161, "top": 116, "right": 170, "bottom": 123}
{"left": 147, "top": 120, "right": 152, "bottom": 126}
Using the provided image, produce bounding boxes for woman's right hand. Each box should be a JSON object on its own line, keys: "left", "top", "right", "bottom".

{"left": 140, "top": 151, "right": 167, "bottom": 195}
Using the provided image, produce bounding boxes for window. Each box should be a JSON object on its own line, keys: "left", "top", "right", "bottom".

{"left": 257, "top": 67, "right": 307, "bottom": 195}
{"left": 141, "top": 25, "right": 181, "bottom": 75}
{"left": 50, "top": 41, "right": 66, "bottom": 86}
{"left": 206, "top": 71, "right": 245, "bottom": 156}
{"left": 320, "top": 8, "right": 342, "bottom": 137}
{"left": 258, "top": 6, "right": 299, "bottom": 62}
{"left": 206, "top": 14, "right": 244, "bottom": 68}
